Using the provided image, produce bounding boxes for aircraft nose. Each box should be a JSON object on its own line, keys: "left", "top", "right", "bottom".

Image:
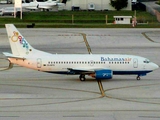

{"left": 152, "top": 63, "right": 159, "bottom": 70}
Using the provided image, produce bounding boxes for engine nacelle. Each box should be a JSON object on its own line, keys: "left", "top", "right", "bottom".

{"left": 95, "top": 69, "right": 113, "bottom": 79}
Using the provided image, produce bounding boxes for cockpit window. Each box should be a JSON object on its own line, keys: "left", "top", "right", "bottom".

{"left": 144, "top": 59, "right": 150, "bottom": 63}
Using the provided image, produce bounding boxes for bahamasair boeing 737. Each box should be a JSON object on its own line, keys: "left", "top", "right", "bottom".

{"left": 3, "top": 24, "right": 159, "bottom": 81}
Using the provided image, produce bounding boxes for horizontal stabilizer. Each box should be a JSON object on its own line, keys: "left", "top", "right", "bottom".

{"left": 3, "top": 52, "right": 26, "bottom": 59}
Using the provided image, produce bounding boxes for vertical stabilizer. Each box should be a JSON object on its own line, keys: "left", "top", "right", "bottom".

{"left": 5, "top": 24, "right": 34, "bottom": 57}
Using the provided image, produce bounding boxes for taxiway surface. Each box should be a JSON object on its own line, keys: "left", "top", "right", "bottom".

{"left": 0, "top": 28, "right": 160, "bottom": 120}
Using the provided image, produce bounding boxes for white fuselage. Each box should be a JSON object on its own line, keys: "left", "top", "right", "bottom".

{"left": 8, "top": 51, "right": 159, "bottom": 76}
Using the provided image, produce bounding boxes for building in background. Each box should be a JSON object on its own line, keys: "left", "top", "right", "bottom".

{"left": 0, "top": 0, "right": 132, "bottom": 11}
{"left": 62, "top": 0, "right": 132, "bottom": 11}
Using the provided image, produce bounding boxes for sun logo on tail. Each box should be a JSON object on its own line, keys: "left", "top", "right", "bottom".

{"left": 11, "top": 31, "right": 19, "bottom": 42}
{"left": 11, "top": 31, "right": 30, "bottom": 54}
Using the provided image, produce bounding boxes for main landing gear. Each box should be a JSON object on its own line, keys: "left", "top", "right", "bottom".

{"left": 79, "top": 74, "right": 86, "bottom": 81}
{"left": 79, "top": 74, "right": 141, "bottom": 81}
{"left": 136, "top": 76, "right": 141, "bottom": 80}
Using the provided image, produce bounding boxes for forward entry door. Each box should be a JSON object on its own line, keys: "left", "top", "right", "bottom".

{"left": 133, "top": 58, "right": 138, "bottom": 68}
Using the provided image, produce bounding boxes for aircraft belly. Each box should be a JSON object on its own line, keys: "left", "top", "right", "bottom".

{"left": 113, "top": 70, "right": 152, "bottom": 75}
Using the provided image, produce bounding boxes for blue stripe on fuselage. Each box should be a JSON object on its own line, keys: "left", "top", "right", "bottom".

{"left": 45, "top": 70, "right": 152, "bottom": 75}
{"left": 113, "top": 70, "right": 152, "bottom": 75}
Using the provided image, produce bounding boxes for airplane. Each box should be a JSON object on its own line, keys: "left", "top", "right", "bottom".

{"left": 3, "top": 24, "right": 159, "bottom": 81}
{"left": 22, "top": 0, "right": 67, "bottom": 11}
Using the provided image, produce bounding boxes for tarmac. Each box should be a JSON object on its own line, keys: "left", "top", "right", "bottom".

{"left": 0, "top": 28, "right": 160, "bottom": 120}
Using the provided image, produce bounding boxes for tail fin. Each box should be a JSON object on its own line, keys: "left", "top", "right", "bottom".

{"left": 5, "top": 24, "right": 34, "bottom": 57}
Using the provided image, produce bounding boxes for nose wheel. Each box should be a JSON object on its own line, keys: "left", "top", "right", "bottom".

{"left": 136, "top": 76, "right": 141, "bottom": 80}
{"left": 79, "top": 74, "right": 86, "bottom": 81}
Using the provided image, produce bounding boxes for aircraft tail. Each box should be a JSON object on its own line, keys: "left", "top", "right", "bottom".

{"left": 5, "top": 24, "right": 35, "bottom": 57}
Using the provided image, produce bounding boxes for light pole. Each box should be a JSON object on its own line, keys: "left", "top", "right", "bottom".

{"left": 101, "top": 0, "right": 102, "bottom": 11}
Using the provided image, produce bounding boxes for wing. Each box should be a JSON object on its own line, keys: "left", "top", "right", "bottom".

{"left": 68, "top": 68, "right": 113, "bottom": 80}
{"left": 67, "top": 68, "right": 107, "bottom": 75}
{"left": 0, "top": 62, "right": 13, "bottom": 71}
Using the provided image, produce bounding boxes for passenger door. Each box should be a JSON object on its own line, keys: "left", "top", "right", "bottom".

{"left": 133, "top": 58, "right": 138, "bottom": 68}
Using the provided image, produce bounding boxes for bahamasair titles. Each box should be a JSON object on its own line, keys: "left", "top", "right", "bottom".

{"left": 3, "top": 24, "right": 159, "bottom": 81}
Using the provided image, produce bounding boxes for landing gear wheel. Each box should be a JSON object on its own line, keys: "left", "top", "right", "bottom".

{"left": 136, "top": 76, "right": 141, "bottom": 80}
{"left": 79, "top": 74, "right": 86, "bottom": 81}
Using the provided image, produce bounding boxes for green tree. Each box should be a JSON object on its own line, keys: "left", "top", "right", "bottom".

{"left": 110, "top": 0, "right": 128, "bottom": 11}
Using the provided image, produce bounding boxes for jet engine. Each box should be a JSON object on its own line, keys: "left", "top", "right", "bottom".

{"left": 94, "top": 69, "right": 113, "bottom": 79}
